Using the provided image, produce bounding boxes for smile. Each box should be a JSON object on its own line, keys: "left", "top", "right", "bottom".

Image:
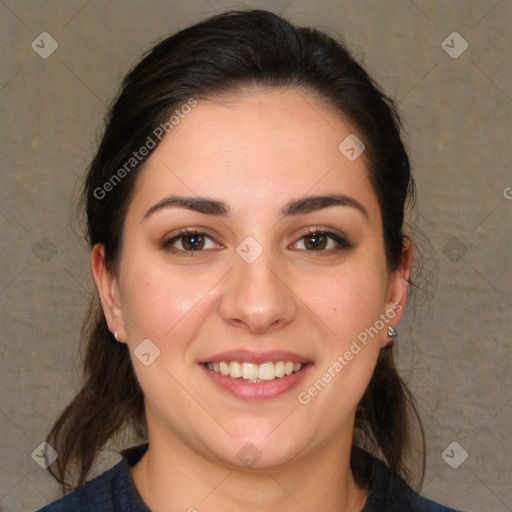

{"left": 205, "top": 361, "right": 305, "bottom": 382}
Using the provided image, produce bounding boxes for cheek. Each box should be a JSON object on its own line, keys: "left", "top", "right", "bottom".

{"left": 119, "top": 261, "right": 198, "bottom": 342}
{"left": 119, "top": 256, "right": 227, "bottom": 360}
{"left": 300, "top": 256, "right": 389, "bottom": 343}
{"left": 118, "top": 262, "right": 215, "bottom": 399}
{"left": 294, "top": 262, "right": 388, "bottom": 419}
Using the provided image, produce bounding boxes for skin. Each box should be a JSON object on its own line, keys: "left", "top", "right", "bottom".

{"left": 91, "top": 88, "right": 411, "bottom": 512}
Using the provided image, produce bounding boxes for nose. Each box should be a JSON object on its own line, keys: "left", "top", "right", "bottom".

{"left": 218, "top": 248, "right": 298, "bottom": 334}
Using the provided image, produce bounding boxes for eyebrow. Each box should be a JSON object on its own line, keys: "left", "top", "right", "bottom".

{"left": 142, "top": 193, "right": 368, "bottom": 220}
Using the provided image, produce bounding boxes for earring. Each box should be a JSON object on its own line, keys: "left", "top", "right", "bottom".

{"left": 387, "top": 326, "right": 398, "bottom": 339}
{"left": 114, "top": 330, "right": 118, "bottom": 341}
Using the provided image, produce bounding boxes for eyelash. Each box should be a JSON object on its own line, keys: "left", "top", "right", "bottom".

{"left": 161, "top": 227, "right": 352, "bottom": 256}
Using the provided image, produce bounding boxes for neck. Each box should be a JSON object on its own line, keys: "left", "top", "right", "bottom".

{"left": 130, "top": 427, "right": 367, "bottom": 512}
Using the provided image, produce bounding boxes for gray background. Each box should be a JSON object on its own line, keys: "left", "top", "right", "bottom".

{"left": 1, "top": 0, "right": 511, "bottom": 510}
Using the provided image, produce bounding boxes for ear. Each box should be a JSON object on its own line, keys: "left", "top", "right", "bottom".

{"left": 382, "top": 236, "right": 412, "bottom": 346}
{"left": 90, "top": 244, "right": 126, "bottom": 343}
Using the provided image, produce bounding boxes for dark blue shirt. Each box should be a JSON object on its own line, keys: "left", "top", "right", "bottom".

{"left": 36, "top": 443, "right": 466, "bottom": 511}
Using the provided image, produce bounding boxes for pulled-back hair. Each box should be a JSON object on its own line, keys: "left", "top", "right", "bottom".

{"left": 47, "top": 9, "right": 423, "bottom": 493}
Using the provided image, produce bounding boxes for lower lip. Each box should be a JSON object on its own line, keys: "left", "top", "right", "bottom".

{"left": 200, "top": 363, "right": 313, "bottom": 401}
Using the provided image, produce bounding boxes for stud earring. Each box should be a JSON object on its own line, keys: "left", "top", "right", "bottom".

{"left": 387, "top": 326, "right": 398, "bottom": 339}
{"left": 114, "top": 330, "right": 118, "bottom": 341}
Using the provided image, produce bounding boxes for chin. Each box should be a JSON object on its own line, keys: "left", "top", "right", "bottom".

{"left": 204, "top": 426, "right": 307, "bottom": 472}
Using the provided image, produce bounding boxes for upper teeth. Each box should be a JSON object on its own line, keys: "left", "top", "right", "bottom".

{"left": 205, "top": 361, "right": 304, "bottom": 381}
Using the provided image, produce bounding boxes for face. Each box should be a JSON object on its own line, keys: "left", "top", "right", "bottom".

{"left": 93, "top": 88, "right": 409, "bottom": 470}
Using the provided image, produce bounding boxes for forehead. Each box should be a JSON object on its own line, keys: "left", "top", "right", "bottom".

{"left": 127, "top": 88, "right": 381, "bottom": 225}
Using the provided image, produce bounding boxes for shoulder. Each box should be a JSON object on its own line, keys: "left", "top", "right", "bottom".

{"left": 384, "top": 476, "right": 467, "bottom": 512}
{"left": 358, "top": 448, "right": 467, "bottom": 512}
{"left": 410, "top": 495, "right": 466, "bottom": 512}
{"left": 35, "top": 462, "right": 125, "bottom": 512}
{"left": 35, "top": 443, "right": 150, "bottom": 512}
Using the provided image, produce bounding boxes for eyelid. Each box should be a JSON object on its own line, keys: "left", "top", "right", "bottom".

{"left": 297, "top": 225, "right": 347, "bottom": 238}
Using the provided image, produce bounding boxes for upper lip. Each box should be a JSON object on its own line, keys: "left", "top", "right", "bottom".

{"left": 198, "top": 350, "right": 312, "bottom": 365}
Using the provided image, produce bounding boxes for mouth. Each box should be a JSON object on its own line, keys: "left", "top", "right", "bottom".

{"left": 204, "top": 360, "right": 306, "bottom": 383}
{"left": 199, "top": 351, "right": 313, "bottom": 400}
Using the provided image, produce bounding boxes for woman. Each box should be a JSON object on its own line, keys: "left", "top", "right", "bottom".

{"left": 37, "top": 9, "right": 465, "bottom": 512}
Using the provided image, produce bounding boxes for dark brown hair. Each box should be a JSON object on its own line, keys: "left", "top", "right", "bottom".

{"left": 47, "top": 9, "right": 424, "bottom": 493}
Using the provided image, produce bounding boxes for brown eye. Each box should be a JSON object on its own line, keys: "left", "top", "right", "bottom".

{"left": 304, "top": 233, "right": 328, "bottom": 250}
{"left": 292, "top": 230, "right": 352, "bottom": 252}
{"left": 181, "top": 233, "right": 206, "bottom": 250}
{"left": 304, "top": 233, "right": 328, "bottom": 251}
{"left": 162, "top": 230, "right": 218, "bottom": 254}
